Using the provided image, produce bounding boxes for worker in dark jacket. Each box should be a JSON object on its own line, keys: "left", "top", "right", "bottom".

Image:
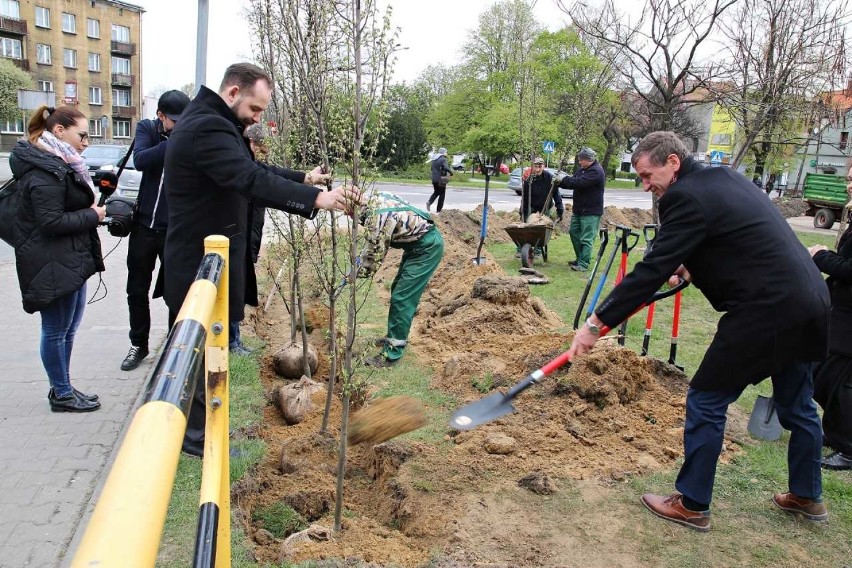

{"left": 163, "top": 62, "right": 358, "bottom": 456}
{"left": 558, "top": 147, "right": 605, "bottom": 271}
{"left": 10, "top": 105, "right": 105, "bottom": 413}
{"left": 520, "top": 156, "right": 564, "bottom": 222}
{"left": 808, "top": 167, "right": 852, "bottom": 470}
{"left": 427, "top": 147, "right": 452, "bottom": 213}
{"left": 569, "top": 131, "right": 830, "bottom": 531}
{"left": 120, "top": 90, "right": 190, "bottom": 372}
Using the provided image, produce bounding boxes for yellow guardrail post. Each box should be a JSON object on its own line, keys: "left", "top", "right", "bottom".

{"left": 192, "top": 235, "right": 231, "bottom": 567}
{"left": 71, "top": 236, "right": 228, "bottom": 568}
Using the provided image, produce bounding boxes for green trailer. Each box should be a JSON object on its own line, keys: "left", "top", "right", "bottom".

{"left": 802, "top": 173, "right": 849, "bottom": 229}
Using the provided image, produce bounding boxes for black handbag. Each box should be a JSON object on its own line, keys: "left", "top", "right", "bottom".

{"left": 0, "top": 177, "right": 20, "bottom": 246}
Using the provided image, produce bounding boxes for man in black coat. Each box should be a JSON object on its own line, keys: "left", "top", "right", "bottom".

{"left": 520, "top": 156, "right": 563, "bottom": 222}
{"left": 558, "top": 147, "right": 605, "bottom": 271}
{"left": 163, "top": 63, "right": 358, "bottom": 456}
{"left": 569, "top": 131, "right": 830, "bottom": 531}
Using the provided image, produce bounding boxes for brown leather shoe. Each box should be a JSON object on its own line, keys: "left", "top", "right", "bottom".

{"left": 772, "top": 492, "right": 828, "bottom": 521}
{"left": 641, "top": 493, "right": 711, "bottom": 532}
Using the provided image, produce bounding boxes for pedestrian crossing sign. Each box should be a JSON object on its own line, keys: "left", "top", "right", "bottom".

{"left": 542, "top": 140, "right": 555, "bottom": 154}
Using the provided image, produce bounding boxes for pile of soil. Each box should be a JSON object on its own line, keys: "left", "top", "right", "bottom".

{"left": 773, "top": 197, "right": 809, "bottom": 218}
{"left": 239, "top": 205, "right": 744, "bottom": 567}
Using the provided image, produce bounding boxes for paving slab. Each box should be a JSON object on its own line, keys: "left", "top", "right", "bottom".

{"left": 0, "top": 234, "right": 167, "bottom": 567}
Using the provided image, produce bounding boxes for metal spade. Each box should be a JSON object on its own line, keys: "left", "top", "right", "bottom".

{"left": 747, "top": 395, "right": 783, "bottom": 441}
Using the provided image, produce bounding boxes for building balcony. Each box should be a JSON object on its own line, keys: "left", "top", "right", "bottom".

{"left": 112, "top": 105, "right": 136, "bottom": 118}
{"left": 2, "top": 56, "right": 29, "bottom": 71}
{"left": 111, "top": 73, "right": 135, "bottom": 86}
{"left": 110, "top": 41, "right": 136, "bottom": 56}
{"left": 0, "top": 16, "right": 27, "bottom": 35}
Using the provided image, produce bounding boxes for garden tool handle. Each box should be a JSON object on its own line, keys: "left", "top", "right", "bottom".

{"left": 599, "top": 227, "right": 609, "bottom": 247}
{"left": 643, "top": 224, "right": 658, "bottom": 244}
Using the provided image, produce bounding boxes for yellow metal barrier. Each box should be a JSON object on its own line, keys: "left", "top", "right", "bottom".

{"left": 72, "top": 235, "right": 232, "bottom": 568}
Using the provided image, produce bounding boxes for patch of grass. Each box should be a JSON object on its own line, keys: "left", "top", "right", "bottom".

{"left": 472, "top": 372, "right": 495, "bottom": 393}
{"left": 251, "top": 502, "right": 307, "bottom": 539}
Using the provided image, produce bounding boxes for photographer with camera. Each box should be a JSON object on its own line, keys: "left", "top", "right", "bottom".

{"left": 9, "top": 106, "right": 104, "bottom": 413}
{"left": 120, "top": 90, "right": 191, "bottom": 372}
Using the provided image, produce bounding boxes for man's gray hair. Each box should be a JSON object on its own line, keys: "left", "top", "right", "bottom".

{"left": 244, "top": 123, "right": 268, "bottom": 144}
{"left": 577, "top": 147, "right": 597, "bottom": 161}
{"left": 631, "top": 131, "right": 690, "bottom": 166}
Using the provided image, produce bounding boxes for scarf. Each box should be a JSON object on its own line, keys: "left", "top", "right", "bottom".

{"left": 37, "top": 130, "right": 95, "bottom": 191}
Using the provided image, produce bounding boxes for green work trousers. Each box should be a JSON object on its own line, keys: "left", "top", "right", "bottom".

{"left": 569, "top": 214, "right": 602, "bottom": 269}
{"left": 384, "top": 227, "right": 445, "bottom": 361}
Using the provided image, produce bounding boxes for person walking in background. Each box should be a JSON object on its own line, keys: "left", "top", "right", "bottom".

{"left": 520, "top": 157, "right": 564, "bottom": 223}
{"left": 120, "top": 90, "right": 191, "bottom": 371}
{"left": 752, "top": 175, "right": 763, "bottom": 191}
{"left": 427, "top": 147, "right": 452, "bottom": 213}
{"left": 163, "top": 62, "right": 357, "bottom": 457}
{"left": 766, "top": 173, "right": 776, "bottom": 196}
{"left": 558, "top": 147, "right": 605, "bottom": 272}
{"left": 358, "top": 192, "right": 444, "bottom": 368}
{"left": 569, "top": 131, "right": 830, "bottom": 531}
{"left": 10, "top": 106, "right": 105, "bottom": 412}
{"left": 808, "top": 164, "right": 852, "bottom": 471}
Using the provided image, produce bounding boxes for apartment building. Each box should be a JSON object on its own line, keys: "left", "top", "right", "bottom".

{"left": 0, "top": 0, "right": 143, "bottom": 151}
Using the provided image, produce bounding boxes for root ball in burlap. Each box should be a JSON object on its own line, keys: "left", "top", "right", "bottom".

{"left": 276, "top": 377, "right": 324, "bottom": 425}
{"left": 272, "top": 342, "right": 319, "bottom": 380}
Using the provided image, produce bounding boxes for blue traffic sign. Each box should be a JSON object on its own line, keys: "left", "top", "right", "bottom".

{"left": 709, "top": 150, "right": 723, "bottom": 164}
{"left": 542, "top": 140, "right": 555, "bottom": 154}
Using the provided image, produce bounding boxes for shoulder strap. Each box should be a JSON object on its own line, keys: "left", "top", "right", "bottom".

{"left": 375, "top": 193, "right": 431, "bottom": 220}
{"left": 115, "top": 139, "right": 136, "bottom": 179}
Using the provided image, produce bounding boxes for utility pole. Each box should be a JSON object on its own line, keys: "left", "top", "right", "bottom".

{"left": 195, "top": 0, "right": 209, "bottom": 95}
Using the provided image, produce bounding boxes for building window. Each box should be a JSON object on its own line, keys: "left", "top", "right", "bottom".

{"left": 89, "top": 119, "right": 102, "bottom": 138}
{"left": 36, "top": 44, "right": 51, "bottom": 65}
{"left": 89, "top": 86, "right": 102, "bottom": 105}
{"left": 63, "top": 48, "right": 77, "bottom": 68}
{"left": 111, "top": 24, "right": 130, "bottom": 43}
{"left": 112, "top": 88, "right": 131, "bottom": 107}
{"left": 35, "top": 6, "right": 50, "bottom": 28}
{"left": 113, "top": 119, "right": 131, "bottom": 139}
{"left": 1, "top": 117, "right": 24, "bottom": 134}
{"left": 710, "top": 133, "right": 732, "bottom": 146}
{"left": 87, "top": 18, "right": 99, "bottom": 38}
{"left": 62, "top": 12, "right": 76, "bottom": 33}
{"left": 88, "top": 52, "right": 100, "bottom": 72}
{"left": 0, "top": 37, "right": 22, "bottom": 59}
{"left": 38, "top": 80, "right": 53, "bottom": 92}
{"left": 0, "top": 0, "right": 20, "bottom": 19}
{"left": 841, "top": 132, "right": 849, "bottom": 151}
{"left": 111, "top": 56, "right": 130, "bottom": 75}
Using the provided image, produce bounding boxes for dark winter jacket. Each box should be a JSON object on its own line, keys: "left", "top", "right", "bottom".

{"left": 163, "top": 85, "right": 321, "bottom": 322}
{"left": 521, "top": 169, "right": 564, "bottom": 221}
{"left": 431, "top": 155, "right": 452, "bottom": 184}
{"left": 133, "top": 118, "right": 169, "bottom": 231}
{"left": 596, "top": 157, "right": 829, "bottom": 391}
{"left": 813, "top": 222, "right": 852, "bottom": 356}
{"left": 559, "top": 160, "right": 605, "bottom": 216}
{"left": 9, "top": 140, "right": 104, "bottom": 314}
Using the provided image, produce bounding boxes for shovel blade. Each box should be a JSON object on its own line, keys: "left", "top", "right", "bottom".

{"left": 747, "top": 395, "right": 783, "bottom": 441}
{"left": 450, "top": 391, "right": 516, "bottom": 430}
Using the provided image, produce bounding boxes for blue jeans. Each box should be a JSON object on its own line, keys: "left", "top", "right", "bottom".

{"left": 39, "top": 284, "right": 87, "bottom": 398}
{"left": 676, "top": 361, "right": 823, "bottom": 506}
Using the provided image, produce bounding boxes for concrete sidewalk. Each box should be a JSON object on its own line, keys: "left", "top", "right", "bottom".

{"left": 0, "top": 233, "right": 168, "bottom": 568}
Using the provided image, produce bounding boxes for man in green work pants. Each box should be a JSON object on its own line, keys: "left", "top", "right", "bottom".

{"left": 357, "top": 191, "right": 445, "bottom": 367}
{"left": 558, "top": 147, "right": 605, "bottom": 271}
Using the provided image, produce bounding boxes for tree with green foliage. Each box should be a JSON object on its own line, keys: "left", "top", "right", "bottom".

{"left": 376, "top": 83, "right": 429, "bottom": 170}
{"left": 0, "top": 58, "right": 32, "bottom": 121}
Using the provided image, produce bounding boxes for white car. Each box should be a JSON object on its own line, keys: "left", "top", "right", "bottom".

{"left": 104, "top": 154, "right": 143, "bottom": 201}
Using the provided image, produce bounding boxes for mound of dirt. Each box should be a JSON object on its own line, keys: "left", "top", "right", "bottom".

{"left": 242, "top": 202, "right": 748, "bottom": 567}
{"left": 773, "top": 197, "right": 809, "bottom": 218}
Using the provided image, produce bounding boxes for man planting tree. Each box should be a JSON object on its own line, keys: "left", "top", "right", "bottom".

{"left": 568, "top": 131, "right": 830, "bottom": 531}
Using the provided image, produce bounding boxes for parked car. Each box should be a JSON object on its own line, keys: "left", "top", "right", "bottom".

{"left": 508, "top": 167, "right": 572, "bottom": 199}
{"left": 452, "top": 162, "right": 466, "bottom": 172}
{"left": 115, "top": 154, "right": 142, "bottom": 201}
{"left": 82, "top": 144, "right": 129, "bottom": 184}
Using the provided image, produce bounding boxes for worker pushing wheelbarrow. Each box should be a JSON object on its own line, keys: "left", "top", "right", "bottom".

{"left": 506, "top": 156, "right": 564, "bottom": 268}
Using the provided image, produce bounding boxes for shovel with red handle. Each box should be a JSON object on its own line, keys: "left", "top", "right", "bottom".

{"left": 450, "top": 279, "right": 690, "bottom": 431}
{"left": 640, "top": 224, "right": 658, "bottom": 356}
{"left": 668, "top": 289, "right": 684, "bottom": 370}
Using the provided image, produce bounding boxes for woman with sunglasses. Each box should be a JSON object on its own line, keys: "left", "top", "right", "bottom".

{"left": 9, "top": 105, "right": 106, "bottom": 412}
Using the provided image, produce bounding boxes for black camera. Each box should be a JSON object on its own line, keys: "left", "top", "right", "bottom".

{"left": 99, "top": 197, "right": 135, "bottom": 237}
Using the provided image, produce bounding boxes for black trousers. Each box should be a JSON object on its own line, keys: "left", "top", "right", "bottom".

{"left": 427, "top": 182, "right": 447, "bottom": 212}
{"left": 126, "top": 223, "right": 166, "bottom": 348}
{"left": 814, "top": 354, "right": 852, "bottom": 455}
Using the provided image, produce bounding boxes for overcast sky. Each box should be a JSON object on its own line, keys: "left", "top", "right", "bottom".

{"left": 133, "top": 0, "right": 572, "bottom": 96}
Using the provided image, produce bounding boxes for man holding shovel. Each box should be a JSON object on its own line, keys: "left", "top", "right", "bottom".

{"left": 568, "top": 131, "right": 830, "bottom": 531}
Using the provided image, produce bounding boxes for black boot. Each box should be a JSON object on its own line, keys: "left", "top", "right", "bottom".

{"left": 121, "top": 345, "right": 149, "bottom": 371}
{"left": 51, "top": 387, "right": 99, "bottom": 403}
{"left": 48, "top": 389, "right": 101, "bottom": 413}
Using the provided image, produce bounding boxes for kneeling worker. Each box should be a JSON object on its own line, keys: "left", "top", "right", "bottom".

{"left": 357, "top": 192, "right": 444, "bottom": 367}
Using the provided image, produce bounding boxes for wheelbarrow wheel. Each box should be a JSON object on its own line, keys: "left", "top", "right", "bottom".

{"left": 520, "top": 243, "right": 533, "bottom": 268}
